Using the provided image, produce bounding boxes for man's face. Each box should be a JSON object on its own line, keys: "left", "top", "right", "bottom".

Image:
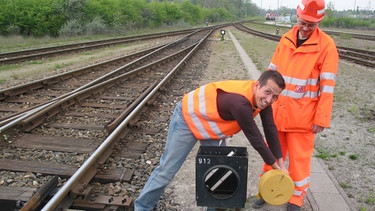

{"left": 254, "top": 79, "right": 283, "bottom": 109}
{"left": 297, "top": 18, "right": 319, "bottom": 39}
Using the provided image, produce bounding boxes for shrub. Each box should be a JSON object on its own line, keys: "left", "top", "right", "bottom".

{"left": 322, "top": 17, "right": 372, "bottom": 29}
{"left": 59, "top": 19, "right": 85, "bottom": 37}
{"left": 85, "top": 16, "right": 108, "bottom": 35}
{"left": 6, "top": 24, "right": 21, "bottom": 36}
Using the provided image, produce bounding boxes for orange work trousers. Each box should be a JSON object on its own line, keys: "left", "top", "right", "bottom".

{"left": 262, "top": 131, "right": 315, "bottom": 207}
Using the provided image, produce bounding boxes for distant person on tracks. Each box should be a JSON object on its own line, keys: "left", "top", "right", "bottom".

{"left": 134, "top": 70, "right": 288, "bottom": 211}
{"left": 252, "top": 0, "right": 339, "bottom": 211}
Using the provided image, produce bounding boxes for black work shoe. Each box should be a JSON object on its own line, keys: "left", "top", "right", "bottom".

{"left": 287, "top": 203, "right": 301, "bottom": 211}
{"left": 251, "top": 197, "right": 266, "bottom": 209}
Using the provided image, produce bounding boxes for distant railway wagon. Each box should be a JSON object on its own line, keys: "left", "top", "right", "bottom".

{"left": 265, "top": 13, "right": 277, "bottom": 20}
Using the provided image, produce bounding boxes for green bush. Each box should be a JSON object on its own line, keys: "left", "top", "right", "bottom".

{"left": 6, "top": 24, "right": 21, "bottom": 36}
{"left": 322, "top": 17, "right": 372, "bottom": 29}
{"left": 85, "top": 16, "right": 108, "bottom": 35}
{"left": 58, "top": 19, "right": 85, "bottom": 37}
{"left": 1, "top": 0, "right": 252, "bottom": 37}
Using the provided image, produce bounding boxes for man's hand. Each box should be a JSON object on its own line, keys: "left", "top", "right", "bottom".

{"left": 312, "top": 124, "right": 325, "bottom": 133}
{"left": 277, "top": 158, "right": 288, "bottom": 174}
{"left": 271, "top": 158, "right": 289, "bottom": 174}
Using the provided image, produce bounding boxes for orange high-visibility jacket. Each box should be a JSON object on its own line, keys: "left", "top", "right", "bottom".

{"left": 269, "top": 26, "right": 339, "bottom": 132}
{"left": 181, "top": 81, "right": 260, "bottom": 140}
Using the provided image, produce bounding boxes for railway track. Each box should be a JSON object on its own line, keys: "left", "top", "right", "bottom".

{"left": 0, "top": 28, "right": 198, "bottom": 65}
{"left": 0, "top": 43, "right": 164, "bottom": 123}
{"left": 0, "top": 32, "right": 199, "bottom": 124}
{"left": 0, "top": 27, "right": 215, "bottom": 210}
{"left": 1, "top": 22, "right": 373, "bottom": 68}
{"left": 246, "top": 20, "right": 375, "bottom": 41}
{"left": 234, "top": 23, "right": 375, "bottom": 68}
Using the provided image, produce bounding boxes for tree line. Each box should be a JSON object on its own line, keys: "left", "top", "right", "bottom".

{"left": 0, "top": 0, "right": 259, "bottom": 37}
{"left": 1, "top": 0, "right": 372, "bottom": 38}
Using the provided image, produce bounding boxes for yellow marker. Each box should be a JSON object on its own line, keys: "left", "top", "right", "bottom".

{"left": 258, "top": 169, "right": 294, "bottom": 205}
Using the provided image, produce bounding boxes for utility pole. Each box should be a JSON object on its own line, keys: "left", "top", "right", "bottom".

{"left": 277, "top": 0, "right": 279, "bottom": 10}
{"left": 368, "top": 0, "right": 371, "bottom": 10}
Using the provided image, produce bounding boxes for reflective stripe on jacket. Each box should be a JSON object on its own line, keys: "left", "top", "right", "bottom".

{"left": 269, "top": 26, "right": 339, "bottom": 131}
{"left": 181, "top": 80, "right": 260, "bottom": 140}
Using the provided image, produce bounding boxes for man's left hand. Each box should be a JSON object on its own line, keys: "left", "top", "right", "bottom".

{"left": 312, "top": 124, "right": 324, "bottom": 133}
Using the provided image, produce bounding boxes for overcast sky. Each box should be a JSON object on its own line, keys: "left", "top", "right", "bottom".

{"left": 251, "top": 0, "right": 374, "bottom": 11}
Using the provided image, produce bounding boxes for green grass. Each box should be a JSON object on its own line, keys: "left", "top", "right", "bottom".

{"left": 365, "top": 196, "right": 375, "bottom": 205}
{"left": 10, "top": 73, "right": 19, "bottom": 79}
{"left": 54, "top": 62, "right": 74, "bottom": 69}
{"left": 339, "top": 182, "right": 352, "bottom": 189}
{"left": 28, "top": 60, "right": 44, "bottom": 65}
{"left": 315, "top": 147, "right": 337, "bottom": 160}
{"left": 0, "top": 64, "right": 20, "bottom": 71}
{"left": 338, "top": 33, "right": 352, "bottom": 39}
{"left": 349, "top": 154, "right": 359, "bottom": 160}
{"left": 0, "top": 78, "right": 6, "bottom": 84}
{"left": 348, "top": 105, "right": 359, "bottom": 115}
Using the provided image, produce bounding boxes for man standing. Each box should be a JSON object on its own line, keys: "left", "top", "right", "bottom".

{"left": 252, "top": 0, "right": 339, "bottom": 211}
{"left": 134, "top": 71, "right": 287, "bottom": 211}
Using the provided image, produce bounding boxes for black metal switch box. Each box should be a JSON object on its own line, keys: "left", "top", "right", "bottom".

{"left": 196, "top": 146, "right": 248, "bottom": 208}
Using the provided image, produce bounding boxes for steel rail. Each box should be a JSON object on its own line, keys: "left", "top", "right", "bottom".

{"left": 20, "top": 176, "right": 59, "bottom": 211}
{"left": 0, "top": 43, "right": 166, "bottom": 100}
{"left": 19, "top": 41, "right": 197, "bottom": 129}
{"left": 244, "top": 20, "right": 375, "bottom": 41}
{"left": 323, "top": 29, "right": 375, "bottom": 41}
{"left": 0, "top": 44, "right": 166, "bottom": 127}
{"left": 234, "top": 23, "right": 375, "bottom": 68}
{"left": 338, "top": 47, "right": 375, "bottom": 61}
{"left": 0, "top": 44, "right": 165, "bottom": 130}
{"left": 0, "top": 28, "right": 200, "bottom": 65}
{"left": 0, "top": 27, "right": 206, "bottom": 102}
{"left": 0, "top": 29, "right": 201, "bottom": 130}
{"left": 338, "top": 54, "right": 375, "bottom": 68}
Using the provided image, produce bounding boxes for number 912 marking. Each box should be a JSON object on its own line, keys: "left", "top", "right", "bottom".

{"left": 198, "top": 158, "right": 211, "bottom": 165}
